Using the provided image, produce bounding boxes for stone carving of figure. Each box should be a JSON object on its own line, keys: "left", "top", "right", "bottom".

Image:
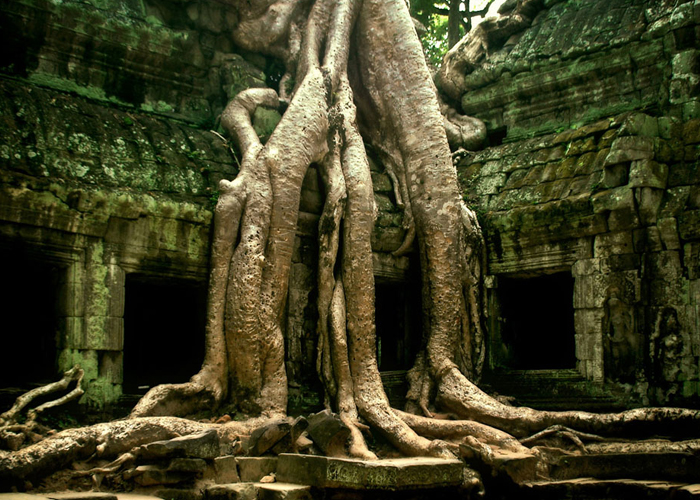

{"left": 652, "top": 308, "right": 682, "bottom": 384}
{"left": 604, "top": 286, "right": 637, "bottom": 382}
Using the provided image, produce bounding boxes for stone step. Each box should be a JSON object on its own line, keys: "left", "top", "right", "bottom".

{"left": 276, "top": 453, "right": 464, "bottom": 490}
{"left": 520, "top": 478, "right": 700, "bottom": 500}
{"left": 256, "top": 483, "right": 312, "bottom": 500}
{"left": 204, "top": 482, "right": 311, "bottom": 500}
{"left": 550, "top": 452, "right": 700, "bottom": 482}
{"left": 481, "top": 370, "right": 625, "bottom": 411}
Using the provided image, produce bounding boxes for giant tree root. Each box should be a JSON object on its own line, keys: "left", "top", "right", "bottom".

{"left": 8, "top": 0, "right": 700, "bottom": 491}
{"left": 0, "top": 366, "right": 85, "bottom": 452}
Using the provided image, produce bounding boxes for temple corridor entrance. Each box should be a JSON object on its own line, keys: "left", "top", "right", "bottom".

{"left": 496, "top": 272, "right": 576, "bottom": 370}
{"left": 0, "top": 251, "right": 61, "bottom": 389}
{"left": 122, "top": 275, "right": 206, "bottom": 394}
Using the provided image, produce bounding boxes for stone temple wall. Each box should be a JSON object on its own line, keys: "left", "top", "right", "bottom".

{"left": 0, "top": 0, "right": 412, "bottom": 412}
{"left": 457, "top": 0, "right": 700, "bottom": 406}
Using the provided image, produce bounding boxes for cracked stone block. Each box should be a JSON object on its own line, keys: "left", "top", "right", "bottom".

{"left": 215, "top": 455, "right": 240, "bottom": 484}
{"left": 257, "top": 483, "right": 312, "bottom": 500}
{"left": 140, "top": 429, "right": 220, "bottom": 460}
{"left": 206, "top": 484, "right": 257, "bottom": 500}
{"left": 237, "top": 457, "right": 278, "bottom": 482}
{"left": 276, "top": 454, "right": 463, "bottom": 490}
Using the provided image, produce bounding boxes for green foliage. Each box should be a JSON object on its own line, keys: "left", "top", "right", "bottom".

{"left": 410, "top": 1, "right": 501, "bottom": 68}
{"left": 421, "top": 13, "right": 452, "bottom": 68}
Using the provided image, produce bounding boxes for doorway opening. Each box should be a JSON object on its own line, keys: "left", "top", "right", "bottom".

{"left": 497, "top": 272, "right": 576, "bottom": 370}
{"left": 122, "top": 275, "right": 206, "bottom": 394}
{"left": 0, "top": 252, "right": 61, "bottom": 389}
{"left": 375, "top": 280, "right": 421, "bottom": 372}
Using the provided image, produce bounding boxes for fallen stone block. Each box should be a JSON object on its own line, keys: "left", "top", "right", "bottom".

{"left": 140, "top": 430, "right": 220, "bottom": 460}
{"left": 246, "top": 420, "right": 291, "bottom": 457}
{"left": 169, "top": 458, "right": 208, "bottom": 473}
{"left": 154, "top": 488, "right": 204, "bottom": 500}
{"left": 276, "top": 453, "right": 463, "bottom": 490}
{"left": 215, "top": 455, "right": 240, "bottom": 484}
{"left": 257, "top": 482, "right": 313, "bottom": 500}
{"left": 237, "top": 457, "right": 278, "bottom": 482}
{"left": 132, "top": 465, "right": 193, "bottom": 486}
{"left": 550, "top": 452, "right": 700, "bottom": 482}
{"left": 205, "top": 483, "right": 257, "bottom": 500}
{"left": 45, "top": 494, "right": 117, "bottom": 500}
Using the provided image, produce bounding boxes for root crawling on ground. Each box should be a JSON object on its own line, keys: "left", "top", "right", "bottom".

{"left": 3, "top": 0, "right": 700, "bottom": 490}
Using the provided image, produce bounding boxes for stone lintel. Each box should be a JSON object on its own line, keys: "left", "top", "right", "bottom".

{"left": 276, "top": 454, "right": 464, "bottom": 490}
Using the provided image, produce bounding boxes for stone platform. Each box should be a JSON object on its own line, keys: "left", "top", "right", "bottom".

{"left": 275, "top": 453, "right": 464, "bottom": 490}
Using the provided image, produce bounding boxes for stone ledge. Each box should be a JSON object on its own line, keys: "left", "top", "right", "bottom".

{"left": 275, "top": 453, "right": 463, "bottom": 490}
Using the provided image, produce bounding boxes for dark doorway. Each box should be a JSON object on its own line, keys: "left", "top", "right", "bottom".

{"left": 123, "top": 275, "right": 206, "bottom": 393}
{"left": 375, "top": 280, "right": 422, "bottom": 372}
{"left": 0, "top": 252, "right": 60, "bottom": 388}
{"left": 497, "top": 272, "right": 576, "bottom": 370}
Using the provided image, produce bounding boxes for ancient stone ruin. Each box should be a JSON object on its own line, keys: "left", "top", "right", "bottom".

{"left": 1, "top": 0, "right": 700, "bottom": 498}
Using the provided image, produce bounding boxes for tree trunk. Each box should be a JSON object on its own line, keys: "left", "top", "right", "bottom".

{"left": 4, "top": 0, "right": 700, "bottom": 488}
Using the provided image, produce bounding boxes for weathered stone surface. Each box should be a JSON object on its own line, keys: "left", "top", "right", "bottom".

{"left": 133, "top": 465, "right": 192, "bottom": 486}
{"left": 521, "top": 478, "right": 700, "bottom": 500}
{"left": 154, "top": 489, "right": 203, "bottom": 500}
{"left": 205, "top": 484, "right": 257, "bottom": 500}
{"left": 551, "top": 452, "right": 700, "bottom": 481}
{"left": 629, "top": 160, "right": 669, "bottom": 188}
{"left": 168, "top": 458, "right": 208, "bottom": 473}
{"left": 594, "top": 231, "right": 634, "bottom": 256}
{"left": 591, "top": 186, "right": 635, "bottom": 214}
{"left": 275, "top": 454, "right": 464, "bottom": 490}
{"left": 215, "top": 456, "right": 240, "bottom": 484}
{"left": 245, "top": 420, "right": 291, "bottom": 457}
{"left": 140, "top": 429, "right": 219, "bottom": 460}
{"left": 0, "top": 495, "right": 46, "bottom": 500}
{"left": 256, "top": 483, "right": 312, "bottom": 500}
{"left": 236, "top": 457, "right": 278, "bottom": 483}
{"left": 45, "top": 494, "right": 117, "bottom": 500}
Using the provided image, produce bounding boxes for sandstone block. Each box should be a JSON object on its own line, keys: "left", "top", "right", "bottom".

{"left": 604, "top": 137, "right": 654, "bottom": 165}
{"left": 600, "top": 254, "right": 641, "bottom": 272}
{"left": 658, "top": 217, "right": 681, "bottom": 250}
{"left": 633, "top": 227, "right": 663, "bottom": 253}
{"left": 679, "top": 209, "right": 700, "bottom": 240}
{"left": 684, "top": 242, "right": 700, "bottom": 279}
{"left": 257, "top": 483, "right": 312, "bottom": 500}
{"left": 140, "top": 429, "right": 220, "bottom": 460}
{"left": 660, "top": 186, "right": 691, "bottom": 217}
{"left": 476, "top": 174, "right": 507, "bottom": 195}
{"left": 276, "top": 454, "right": 463, "bottom": 490}
{"left": 45, "top": 494, "right": 117, "bottom": 500}
{"left": 634, "top": 187, "right": 664, "bottom": 225}
{"left": 215, "top": 456, "right": 240, "bottom": 484}
{"left": 618, "top": 113, "right": 659, "bottom": 138}
{"left": 370, "top": 172, "right": 392, "bottom": 192}
{"left": 682, "top": 118, "right": 700, "bottom": 144}
{"left": 133, "top": 465, "right": 191, "bottom": 486}
{"left": 629, "top": 160, "right": 668, "bottom": 188}
{"left": 246, "top": 420, "right": 291, "bottom": 457}
{"left": 574, "top": 275, "right": 608, "bottom": 309}
{"left": 155, "top": 488, "right": 204, "bottom": 500}
{"left": 594, "top": 231, "right": 634, "bottom": 257}
{"left": 206, "top": 484, "right": 257, "bottom": 500}
{"left": 370, "top": 226, "right": 405, "bottom": 253}
{"left": 602, "top": 164, "right": 629, "bottom": 188}
{"left": 571, "top": 259, "right": 600, "bottom": 276}
{"left": 169, "top": 458, "right": 207, "bottom": 473}
{"left": 237, "top": 457, "right": 278, "bottom": 482}
{"left": 373, "top": 193, "right": 396, "bottom": 212}
{"left": 551, "top": 452, "right": 700, "bottom": 481}
{"left": 607, "top": 207, "right": 641, "bottom": 232}
{"left": 591, "top": 187, "right": 635, "bottom": 214}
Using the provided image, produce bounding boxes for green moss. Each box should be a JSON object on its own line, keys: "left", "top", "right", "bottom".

{"left": 28, "top": 73, "right": 130, "bottom": 106}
